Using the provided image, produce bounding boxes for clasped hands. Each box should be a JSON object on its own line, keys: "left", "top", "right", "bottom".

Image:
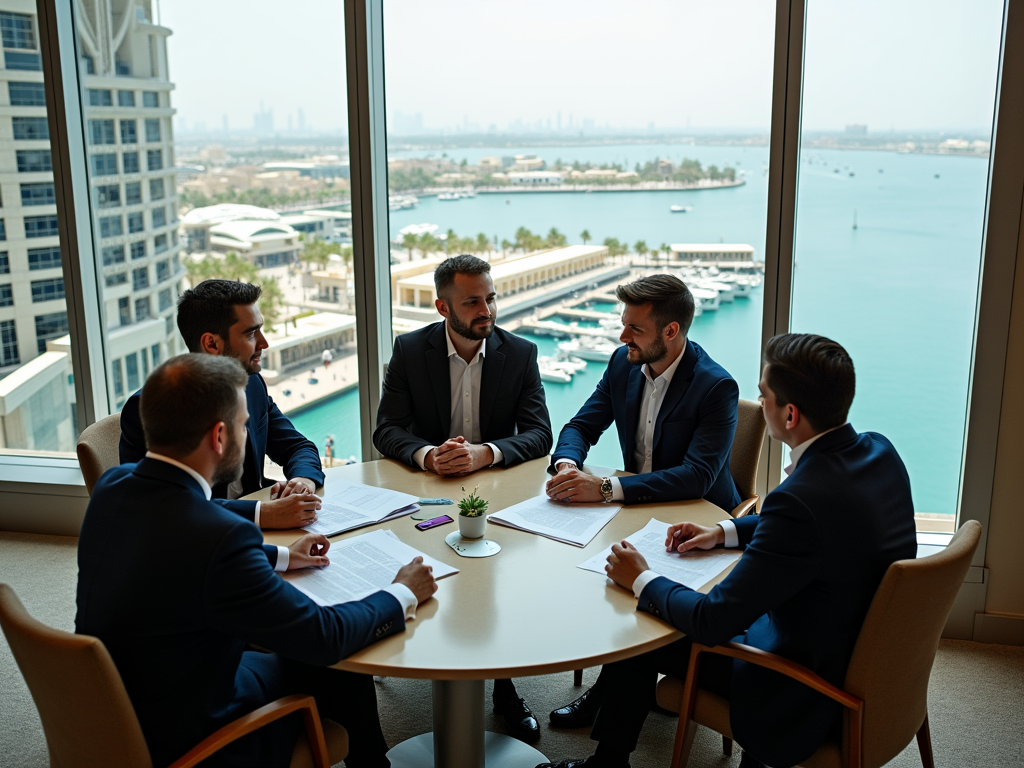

{"left": 286, "top": 534, "right": 438, "bottom": 606}
{"left": 424, "top": 436, "right": 493, "bottom": 476}
{"left": 545, "top": 462, "right": 605, "bottom": 503}
{"left": 604, "top": 521, "right": 726, "bottom": 590}
{"left": 263, "top": 477, "right": 321, "bottom": 529}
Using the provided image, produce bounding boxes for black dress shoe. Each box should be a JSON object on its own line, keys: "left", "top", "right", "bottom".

{"left": 494, "top": 695, "right": 540, "bottom": 744}
{"left": 549, "top": 685, "right": 603, "bottom": 728}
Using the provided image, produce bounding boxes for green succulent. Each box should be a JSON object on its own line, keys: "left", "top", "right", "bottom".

{"left": 458, "top": 485, "right": 489, "bottom": 518}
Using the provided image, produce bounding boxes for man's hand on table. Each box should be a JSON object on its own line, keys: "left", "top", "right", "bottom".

{"left": 606, "top": 541, "right": 649, "bottom": 590}
{"left": 287, "top": 533, "right": 331, "bottom": 570}
{"left": 545, "top": 464, "right": 604, "bottom": 503}
{"left": 393, "top": 556, "right": 438, "bottom": 604}
{"left": 270, "top": 477, "right": 318, "bottom": 498}
{"left": 424, "top": 436, "right": 493, "bottom": 476}
{"left": 260, "top": 492, "right": 322, "bottom": 529}
{"left": 665, "top": 522, "right": 725, "bottom": 553}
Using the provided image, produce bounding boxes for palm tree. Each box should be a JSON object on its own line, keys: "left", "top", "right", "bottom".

{"left": 660, "top": 242, "right": 671, "bottom": 264}
{"left": 635, "top": 240, "right": 648, "bottom": 268}
{"left": 500, "top": 238, "right": 512, "bottom": 257}
{"left": 580, "top": 229, "right": 591, "bottom": 246}
{"left": 476, "top": 233, "right": 491, "bottom": 255}
{"left": 402, "top": 232, "right": 418, "bottom": 261}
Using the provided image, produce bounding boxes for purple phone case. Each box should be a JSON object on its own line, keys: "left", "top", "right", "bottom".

{"left": 415, "top": 514, "right": 454, "bottom": 530}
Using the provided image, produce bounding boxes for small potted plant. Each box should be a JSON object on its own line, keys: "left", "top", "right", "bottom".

{"left": 458, "top": 486, "right": 489, "bottom": 539}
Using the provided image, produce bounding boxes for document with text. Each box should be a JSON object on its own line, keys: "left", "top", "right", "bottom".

{"left": 301, "top": 479, "right": 420, "bottom": 536}
{"left": 488, "top": 495, "right": 622, "bottom": 547}
{"left": 577, "top": 518, "right": 741, "bottom": 590}
{"left": 284, "top": 529, "right": 458, "bottom": 606}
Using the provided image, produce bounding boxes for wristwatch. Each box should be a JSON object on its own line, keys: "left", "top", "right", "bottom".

{"left": 600, "top": 477, "right": 613, "bottom": 503}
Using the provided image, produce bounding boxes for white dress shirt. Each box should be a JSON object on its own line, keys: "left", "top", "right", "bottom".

{"left": 630, "top": 423, "right": 850, "bottom": 596}
{"left": 412, "top": 322, "right": 503, "bottom": 470}
{"left": 145, "top": 451, "right": 288, "bottom": 571}
{"left": 554, "top": 345, "right": 687, "bottom": 502}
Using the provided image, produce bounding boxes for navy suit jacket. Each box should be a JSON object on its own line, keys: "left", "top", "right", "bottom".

{"left": 76, "top": 459, "right": 404, "bottom": 767}
{"left": 119, "top": 372, "right": 324, "bottom": 521}
{"left": 373, "top": 322, "right": 552, "bottom": 467}
{"left": 638, "top": 425, "right": 917, "bottom": 767}
{"left": 551, "top": 339, "right": 741, "bottom": 511}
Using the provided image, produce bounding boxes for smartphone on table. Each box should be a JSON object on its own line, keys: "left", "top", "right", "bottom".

{"left": 415, "top": 514, "right": 454, "bottom": 531}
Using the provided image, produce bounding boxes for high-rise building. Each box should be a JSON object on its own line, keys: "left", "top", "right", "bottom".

{"left": 0, "top": 0, "right": 184, "bottom": 450}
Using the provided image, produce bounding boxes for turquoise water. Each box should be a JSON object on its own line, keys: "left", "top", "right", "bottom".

{"left": 288, "top": 144, "right": 989, "bottom": 517}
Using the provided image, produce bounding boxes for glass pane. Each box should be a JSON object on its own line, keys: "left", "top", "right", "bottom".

{"left": 792, "top": 0, "right": 1003, "bottom": 531}
{"left": 79, "top": 1, "right": 358, "bottom": 471}
{"left": 384, "top": 1, "right": 775, "bottom": 467}
{"left": 0, "top": 7, "right": 78, "bottom": 456}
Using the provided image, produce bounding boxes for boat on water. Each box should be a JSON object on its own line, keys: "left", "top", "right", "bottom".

{"left": 689, "top": 287, "right": 720, "bottom": 311}
{"left": 538, "top": 360, "right": 572, "bottom": 383}
{"left": 695, "top": 279, "right": 735, "bottom": 302}
{"left": 558, "top": 336, "right": 620, "bottom": 362}
{"left": 388, "top": 195, "right": 419, "bottom": 211}
{"left": 670, "top": 205, "right": 694, "bottom": 213}
{"left": 437, "top": 192, "right": 460, "bottom": 201}
{"left": 539, "top": 354, "right": 585, "bottom": 376}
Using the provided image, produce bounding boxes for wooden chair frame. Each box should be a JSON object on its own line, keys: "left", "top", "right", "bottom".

{"left": 169, "top": 694, "right": 331, "bottom": 768}
{"left": 669, "top": 641, "right": 934, "bottom": 768}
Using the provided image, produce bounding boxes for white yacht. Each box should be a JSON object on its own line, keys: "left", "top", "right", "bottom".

{"left": 696, "top": 279, "right": 735, "bottom": 302}
{"left": 558, "top": 336, "right": 620, "bottom": 362}
{"left": 689, "top": 287, "right": 720, "bottom": 311}
{"left": 538, "top": 360, "right": 573, "bottom": 383}
{"left": 539, "top": 355, "right": 585, "bottom": 375}
{"left": 670, "top": 205, "right": 693, "bottom": 213}
{"left": 437, "top": 192, "right": 459, "bottom": 201}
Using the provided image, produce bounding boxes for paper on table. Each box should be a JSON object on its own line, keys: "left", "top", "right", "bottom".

{"left": 283, "top": 528, "right": 458, "bottom": 606}
{"left": 577, "top": 518, "right": 741, "bottom": 590}
{"left": 302, "top": 479, "right": 420, "bottom": 536}
{"left": 488, "top": 494, "right": 622, "bottom": 547}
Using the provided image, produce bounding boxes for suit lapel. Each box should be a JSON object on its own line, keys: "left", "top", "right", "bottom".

{"left": 479, "top": 331, "right": 504, "bottom": 439}
{"left": 425, "top": 322, "right": 453, "bottom": 437}
{"left": 653, "top": 340, "right": 698, "bottom": 450}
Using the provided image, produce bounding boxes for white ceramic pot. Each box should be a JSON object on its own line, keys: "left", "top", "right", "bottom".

{"left": 458, "top": 513, "right": 487, "bottom": 539}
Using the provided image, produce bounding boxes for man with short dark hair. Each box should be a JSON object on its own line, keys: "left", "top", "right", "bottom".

{"left": 538, "top": 334, "right": 917, "bottom": 768}
{"left": 78, "top": 354, "right": 438, "bottom": 768}
{"left": 373, "top": 254, "right": 552, "bottom": 743}
{"left": 119, "top": 279, "right": 324, "bottom": 530}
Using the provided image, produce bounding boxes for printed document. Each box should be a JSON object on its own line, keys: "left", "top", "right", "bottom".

{"left": 284, "top": 529, "right": 458, "bottom": 606}
{"left": 488, "top": 495, "right": 622, "bottom": 547}
{"left": 577, "top": 518, "right": 741, "bottom": 590}
{"left": 302, "top": 479, "right": 420, "bottom": 536}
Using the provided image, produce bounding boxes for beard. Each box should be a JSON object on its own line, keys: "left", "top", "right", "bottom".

{"left": 222, "top": 340, "right": 261, "bottom": 375}
{"left": 447, "top": 308, "right": 494, "bottom": 341}
{"left": 212, "top": 430, "right": 246, "bottom": 487}
{"left": 627, "top": 335, "right": 668, "bottom": 367}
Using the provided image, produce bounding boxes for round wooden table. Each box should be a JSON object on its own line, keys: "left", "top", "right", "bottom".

{"left": 259, "top": 458, "right": 736, "bottom": 768}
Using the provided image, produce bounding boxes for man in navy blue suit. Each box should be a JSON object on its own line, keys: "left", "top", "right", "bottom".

{"left": 538, "top": 334, "right": 917, "bottom": 768}
{"left": 78, "top": 354, "right": 437, "bottom": 768}
{"left": 120, "top": 279, "right": 325, "bottom": 530}
{"left": 545, "top": 274, "right": 741, "bottom": 512}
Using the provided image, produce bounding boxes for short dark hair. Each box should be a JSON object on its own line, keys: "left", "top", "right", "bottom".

{"left": 615, "top": 274, "right": 696, "bottom": 335}
{"left": 434, "top": 254, "right": 491, "bottom": 301}
{"left": 177, "top": 280, "right": 262, "bottom": 352}
{"left": 763, "top": 333, "right": 855, "bottom": 432}
{"left": 140, "top": 354, "right": 248, "bottom": 456}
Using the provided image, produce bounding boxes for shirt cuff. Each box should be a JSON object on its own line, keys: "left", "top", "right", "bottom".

{"left": 632, "top": 569, "right": 660, "bottom": 598}
{"left": 413, "top": 445, "right": 435, "bottom": 471}
{"left": 485, "top": 443, "right": 503, "bottom": 467}
{"left": 274, "top": 545, "right": 289, "bottom": 572}
{"left": 383, "top": 582, "right": 418, "bottom": 620}
{"left": 609, "top": 476, "right": 624, "bottom": 501}
{"left": 553, "top": 457, "right": 577, "bottom": 470}
{"left": 253, "top": 501, "right": 261, "bottom": 527}
{"left": 718, "top": 519, "right": 739, "bottom": 548}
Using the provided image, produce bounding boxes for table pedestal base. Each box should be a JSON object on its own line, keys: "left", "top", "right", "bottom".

{"left": 386, "top": 679, "right": 548, "bottom": 768}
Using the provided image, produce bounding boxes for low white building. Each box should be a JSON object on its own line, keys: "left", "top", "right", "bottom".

{"left": 181, "top": 204, "right": 281, "bottom": 253}
{"left": 669, "top": 244, "right": 756, "bottom": 263}
{"left": 508, "top": 171, "right": 564, "bottom": 186}
{"left": 208, "top": 219, "right": 301, "bottom": 268}
{"left": 261, "top": 312, "right": 357, "bottom": 373}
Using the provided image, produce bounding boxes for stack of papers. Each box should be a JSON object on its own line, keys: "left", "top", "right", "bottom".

{"left": 302, "top": 479, "right": 420, "bottom": 536}
{"left": 488, "top": 494, "right": 622, "bottom": 547}
{"left": 284, "top": 529, "right": 459, "bottom": 606}
{"left": 578, "top": 518, "right": 741, "bottom": 590}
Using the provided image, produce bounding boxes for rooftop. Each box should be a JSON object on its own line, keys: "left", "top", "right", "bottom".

{"left": 181, "top": 204, "right": 281, "bottom": 227}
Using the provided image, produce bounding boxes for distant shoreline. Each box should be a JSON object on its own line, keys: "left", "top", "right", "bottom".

{"left": 420, "top": 179, "right": 746, "bottom": 195}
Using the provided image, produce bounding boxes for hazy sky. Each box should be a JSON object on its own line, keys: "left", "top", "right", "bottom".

{"left": 162, "top": 0, "right": 1004, "bottom": 135}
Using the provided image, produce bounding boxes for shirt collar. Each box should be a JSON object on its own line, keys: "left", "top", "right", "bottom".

{"left": 642, "top": 343, "right": 686, "bottom": 386}
{"left": 444, "top": 320, "right": 487, "bottom": 362}
{"left": 145, "top": 451, "right": 213, "bottom": 499}
{"left": 784, "top": 423, "right": 848, "bottom": 475}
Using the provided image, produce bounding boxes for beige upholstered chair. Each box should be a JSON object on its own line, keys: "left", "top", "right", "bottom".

{"left": 0, "top": 584, "right": 348, "bottom": 768}
{"left": 657, "top": 520, "right": 983, "bottom": 768}
{"left": 76, "top": 412, "right": 123, "bottom": 495}
{"left": 728, "top": 398, "right": 766, "bottom": 518}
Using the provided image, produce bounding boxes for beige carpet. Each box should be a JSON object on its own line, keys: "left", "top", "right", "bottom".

{"left": 2, "top": 530, "right": 1022, "bottom": 767}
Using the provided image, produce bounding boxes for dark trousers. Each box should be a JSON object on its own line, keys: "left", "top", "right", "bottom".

{"left": 590, "top": 637, "right": 733, "bottom": 756}
{"left": 199, "top": 651, "right": 390, "bottom": 768}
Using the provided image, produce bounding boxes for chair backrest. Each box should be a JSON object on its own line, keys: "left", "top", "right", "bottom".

{"left": 76, "top": 412, "right": 122, "bottom": 495}
{"left": 0, "top": 583, "right": 152, "bottom": 768}
{"left": 844, "top": 520, "right": 982, "bottom": 768}
{"left": 730, "top": 398, "right": 765, "bottom": 501}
